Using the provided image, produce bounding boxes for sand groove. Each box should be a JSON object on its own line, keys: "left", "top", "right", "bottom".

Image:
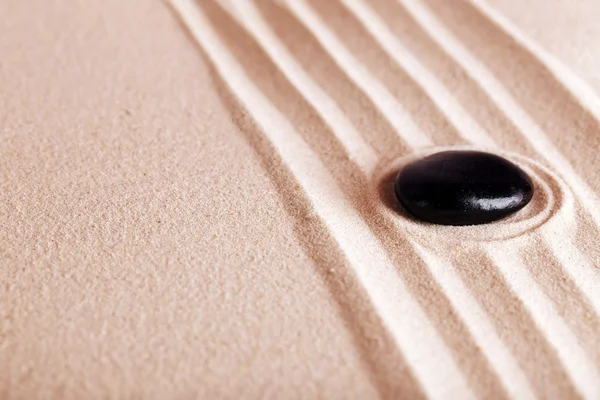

{"left": 414, "top": 0, "right": 600, "bottom": 230}
{"left": 219, "top": 0, "right": 378, "bottom": 172}
{"left": 409, "top": 240, "right": 536, "bottom": 399}
{"left": 249, "top": 0, "right": 408, "bottom": 162}
{"left": 340, "top": 0, "right": 495, "bottom": 148}
{"left": 283, "top": 0, "right": 599, "bottom": 395}
{"left": 302, "top": 0, "right": 462, "bottom": 148}
{"left": 372, "top": 0, "right": 600, "bottom": 305}
{"left": 445, "top": 246, "right": 581, "bottom": 399}
{"left": 374, "top": 0, "right": 600, "bottom": 342}
{"left": 169, "top": 0, "right": 600, "bottom": 397}
{"left": 219, "top": 0, "right": 534, "bottom": 397}
{"left": 211, "top": 2, "right": 509, "bottom": 396}
{"left": 286, "top": 0, "right": 433, "bottom": 149}
{"left": 486, "top": 242, "right": 600, "bottom": 399}
{"left": 168, "top": 0, "right": 477, "bottom": 397}
{"left": 520, "top": 237, "right": 600, "bottom": 370}
{"left": 208, "top": 54, "right": 427, "bottom": 399}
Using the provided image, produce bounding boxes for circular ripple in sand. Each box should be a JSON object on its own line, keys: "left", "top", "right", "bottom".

{"left": 373, "top": 146, "right": 572, "bottom": 244}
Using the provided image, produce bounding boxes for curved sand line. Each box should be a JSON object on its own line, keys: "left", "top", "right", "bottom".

{"left": 385, "top": 1, "right": 600, "bottom": 385}
{"left": 409, "top": 240, "right": 536, "bottom": 399}
{"left": 209, "top": 2, "right": 510, "bottom": 397}
{"left": 446, "top": 246, "right": 582, "bottom": 399}
{"left": 485, "top": 241, "right": 600, "bottom": 399}
{"left": 340, "top": 0, "right": 496, "bottom": 148}
{"left": 225, "top": 0, "right": 596, "bottom": 396}
{"left": 182, "top": 1, "right": 530, "bottom": 397}
{"left": 416, "top": 0, "right": 600, "bottom": 230}
{"left": 286, "top": 0, "right": 593, "bottom": 396}
{"left": 171, "top": 0, "right": 600, "bottom": 397}
{"left": 279, "top": 0, "right": 598, "bottom": 395}
{"left": 168, "top": 0, "right": 475, "bottom": 397}
{"left": 206, "top": 43, "right": 426, "bottom": 400}
{"left": 303, "top": 0, "right": 463, "bottom": 148}
{"left": 219, "top": 0, "right": 379, "bottom": 173}
{"left": 520, "top": 237, "right": 600, "bottom": 371}
{"left": 286, "top": 0, "right": 433, "bottom": 149}
{"left": 250, "top": 0, "right": 409, "bottom": 162}
{"left": 246, "top": 1, "right": 596, "bottom": 396}
{"left": 222, "top": 2, "right": 539, "bottom": 398}
{"left": 470, "top": 0, "right": 600, "bottom": 124}
{"left": 366, "top": 0, "right": 600, "bottom": 353}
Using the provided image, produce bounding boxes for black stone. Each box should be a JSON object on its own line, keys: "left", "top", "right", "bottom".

{"left": 394, "top": 151, "right": 534, "bottom": 226}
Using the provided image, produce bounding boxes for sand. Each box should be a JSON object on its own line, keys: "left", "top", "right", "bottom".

{"left": 1, "top": 0, "right": 600, "bottom": 398}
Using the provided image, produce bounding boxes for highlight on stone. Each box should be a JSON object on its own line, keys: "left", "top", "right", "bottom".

{"left": 394, "top": 151, "right": 534, "bottom": 226}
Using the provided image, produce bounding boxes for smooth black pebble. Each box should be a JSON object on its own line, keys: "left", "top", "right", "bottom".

{"left": 394, "top": 151, "right": 534, "bottom": 226}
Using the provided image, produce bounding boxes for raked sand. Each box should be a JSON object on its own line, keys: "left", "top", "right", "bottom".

{"left": 1, "top": 0, "right": 600, "bottom": 398}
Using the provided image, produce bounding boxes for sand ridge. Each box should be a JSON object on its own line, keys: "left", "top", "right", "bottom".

{"left": 169, "top": 0, "right": 600, "bottom": 398}
{"left": 2, "top": 0, "right": 600, "bottom": 398}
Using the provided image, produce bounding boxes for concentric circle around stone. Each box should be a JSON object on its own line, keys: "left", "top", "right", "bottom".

{"left": 372, "top": 146, "right": 571, "bottom": 244}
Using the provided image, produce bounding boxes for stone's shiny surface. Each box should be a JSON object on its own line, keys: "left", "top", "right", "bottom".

{"left": 394, "top": 151, "right": 534, "bottom": 226}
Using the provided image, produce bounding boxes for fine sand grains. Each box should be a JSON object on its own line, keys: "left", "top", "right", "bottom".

{"left": 169, "top": 0, "right": 600, "bottom": 398}
{"left": 2, "top": 0, "right": 600, "bottom": 398}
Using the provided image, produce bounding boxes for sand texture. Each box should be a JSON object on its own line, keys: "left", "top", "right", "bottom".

{"left": 2, "top": 0, "right": 600, "bottom": 398}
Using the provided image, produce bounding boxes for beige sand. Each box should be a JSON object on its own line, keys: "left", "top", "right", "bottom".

{"left": 1, "top": 0, "right": 600, "bottom": 398}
